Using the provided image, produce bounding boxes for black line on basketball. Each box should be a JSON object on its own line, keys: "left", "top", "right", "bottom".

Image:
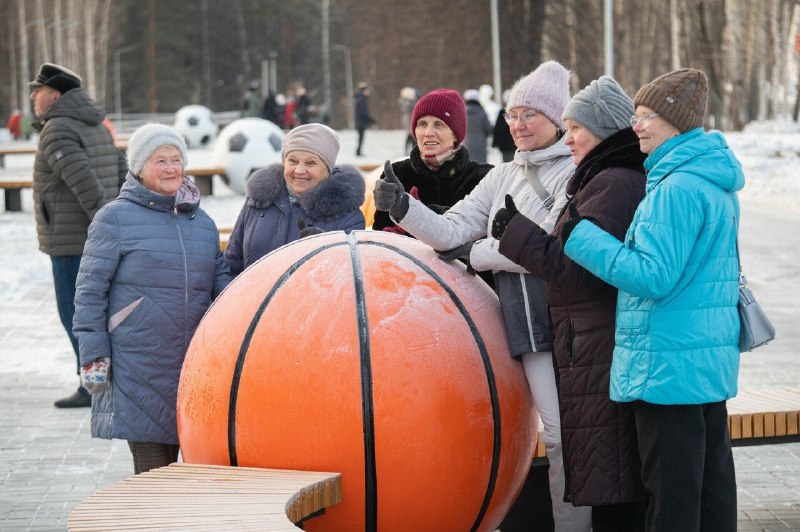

{"left": 359, "top": 240, "right": 501, "bottom": 532}
{"left": 347, "top": 233, "right": 378, "bottom": 531}
{"left": 227, "top": 241, "right": 347, "bottom": 466}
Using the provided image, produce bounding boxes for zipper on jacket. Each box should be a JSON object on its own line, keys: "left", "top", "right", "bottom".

{"left": 566, "top": 319, "right": 574, "bottom": 384}
{"left": 174, "top": 214, "right": 190, "bottom": 350}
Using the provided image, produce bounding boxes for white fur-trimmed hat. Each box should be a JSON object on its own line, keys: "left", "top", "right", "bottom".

{"left": 127, "top": 123, "right": 188, "bottom": 176}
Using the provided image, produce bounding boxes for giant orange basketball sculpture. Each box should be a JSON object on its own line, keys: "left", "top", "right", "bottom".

{"left": 177, "top": 231, "right": 537, "bottom": 531}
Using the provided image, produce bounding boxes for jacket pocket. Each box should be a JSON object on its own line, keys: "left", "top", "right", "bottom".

{"left": 109, "top": 296, "right": 152, "bottom": 344}
{"left": 108, "top": 297, "right": 144, "bottom": 332}
{"left": 616, "top": 309, "right": 650, "bottom": 334}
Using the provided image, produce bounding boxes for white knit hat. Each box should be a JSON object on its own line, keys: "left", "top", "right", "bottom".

{"left": 127, "top": 123, "right": 188, "bottom": 176}
{"left": 506, "top": 60, "right": 571, "bottom": 130}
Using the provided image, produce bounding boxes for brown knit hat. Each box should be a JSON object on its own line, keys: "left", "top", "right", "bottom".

{"left": 634, "top": 68, "right": 708, "bottom": 133}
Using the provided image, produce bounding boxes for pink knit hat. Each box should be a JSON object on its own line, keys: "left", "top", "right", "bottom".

{"left": 506, "top": 60, "right": 571, "bottom": 130}
{"left": 410, "top": 89, "right": 467, "bottom": 146}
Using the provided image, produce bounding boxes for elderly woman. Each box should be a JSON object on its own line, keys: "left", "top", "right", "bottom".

{"left": 559, "top": 69, "right": 743, "bottom": 531}
{"left": 372, "top": 88, "right": 492, "bottom": 232}
{"left": 73, "top": 124, "right": 232, "bottom": 474}
{"left": 492, "top": 76, "right": 648, "bottom": 531}
{"left": 225, "top": 123, "right": 365, "bottom": 276}
{"left": 374, "top": 61, "right": 592, "bottom": 531}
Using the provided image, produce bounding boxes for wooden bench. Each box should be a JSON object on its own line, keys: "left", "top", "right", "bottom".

{"left": 67, "top": 463, "right": 341, "bottom": 531}
{"left": 0, "top": 141, "right": 128, "bottom": 168}
{"left": 185, "top": 165, "right": 227, "bottom": 196}
{"left": 727, "top": 388, "right": 800, "bottom": 446}
{"left": 0, "top": 179, "right": 31, "bottom": 212}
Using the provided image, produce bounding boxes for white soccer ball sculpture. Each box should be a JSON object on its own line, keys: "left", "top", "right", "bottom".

{"left": 212, "top": 118, "right": 284, "bottom": 195}
{"left": 173, "top": 105, "right": 218, "bottom": 149}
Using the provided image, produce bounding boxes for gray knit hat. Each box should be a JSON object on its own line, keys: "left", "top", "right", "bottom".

{"left": 127, "top": 123, "right": 188, "bottom": 176}
{"left": 562, "top": 76, "right": 633, "bottom": 141}
{"left": 505, "top": 60, "right": 571, "bottom": 130}
{"left": 634, "top": 68, "right": 708, "bottom": 133}
{"left": 281, "top": 123, "right": 340, "bottom": 171}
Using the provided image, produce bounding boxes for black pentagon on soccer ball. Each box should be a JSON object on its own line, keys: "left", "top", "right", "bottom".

{"left": 229, "top": 132, "right": 248, "bottom": 152}
{"left": 268, "top": 133, "right": 282, "bottom": 152}
{"left": 188, "top": 116, "right": 199, "bottom": 126}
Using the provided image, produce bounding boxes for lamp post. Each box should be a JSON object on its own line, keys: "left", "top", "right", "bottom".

{"left": 114, "top": 44, "right": 138, "bottom": 120}
{"left": 333, "top": 44, "right": 353, "bottom": 129}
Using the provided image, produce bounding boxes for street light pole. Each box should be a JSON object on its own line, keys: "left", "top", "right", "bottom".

{"left": 333, "top": 44, "right": 353, "bottom": 129}
{"left": 114, "top": 45, "right": 138, "bottom": 120}
{"left": 490, "top": 0, "right": 502, "bottom": 105}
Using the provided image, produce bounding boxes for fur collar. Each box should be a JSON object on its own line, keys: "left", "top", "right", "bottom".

{"left": 245, "top": 163, "right": 365, "bottom": 221}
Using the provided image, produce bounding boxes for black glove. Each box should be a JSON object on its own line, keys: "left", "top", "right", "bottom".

{"left": 436, "top": 241, "right": 477, "bottom": 275}
{"left": 297, "top": 218, "right": 323, "bottom": 239}
{"left": 560, "top": 202, "right": 583, "bottom": 243}
{"left": 491, "top": 194, "right": 519, "bottom": 240}
{"left": 436, "top": 242, "right": 474, "bottom": 262}
{"left": 373, "top": 160, "right": 410, "bottom": 220}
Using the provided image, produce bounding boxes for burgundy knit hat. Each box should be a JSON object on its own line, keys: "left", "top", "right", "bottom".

{"left": 410, "top": 89, "right": 467, "bottom": 146}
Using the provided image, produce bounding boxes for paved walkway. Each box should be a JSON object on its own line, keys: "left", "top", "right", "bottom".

{"left": 1, "top": 130, "right": 799, "bottom": 530}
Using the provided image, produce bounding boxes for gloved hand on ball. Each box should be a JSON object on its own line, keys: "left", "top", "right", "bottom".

{"left": 297, "top": 218, "right": 323, "bottom": 239}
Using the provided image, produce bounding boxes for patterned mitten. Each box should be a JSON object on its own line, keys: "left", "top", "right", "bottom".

{"left": 80, "top": 357, "right": 111, "bottom": 395}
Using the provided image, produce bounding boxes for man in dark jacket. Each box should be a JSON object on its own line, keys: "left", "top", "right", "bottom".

{"left": 354, "top": 82, "right": 375, "bottom": 156}
{"left": 29, "top": 62, "right": 126, "bottom": 408}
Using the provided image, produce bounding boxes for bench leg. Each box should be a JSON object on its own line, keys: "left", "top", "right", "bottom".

{"left": 4, "top": 189, "right": 22, "bottom": 212}
{"left": 193, "top": 175, "right": 213, "bottom": 196}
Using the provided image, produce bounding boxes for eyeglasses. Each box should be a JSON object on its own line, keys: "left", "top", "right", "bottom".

{"left": 504, "top": 110, "right": 539, "bottom": 125}
{"left": 629, "top": 113, "right": 660, "bottom": 127}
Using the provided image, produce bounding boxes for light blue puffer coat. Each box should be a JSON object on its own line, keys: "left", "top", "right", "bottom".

{"left": 73, "top": 173, "right": 231, "bottom": 444}
{"left": 564, "top": 128, "right": 744, "bottom": 405}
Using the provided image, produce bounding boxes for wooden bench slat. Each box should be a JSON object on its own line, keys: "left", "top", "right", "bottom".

{"left": 67, "top": 463, "right": 341, "bottom": 532}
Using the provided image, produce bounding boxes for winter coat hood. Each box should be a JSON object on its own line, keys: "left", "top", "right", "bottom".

{"left": 41, "top": 88, "right": 106, "bottom": 127}
{"left": 645, "top": 127, "right": 745, "bottom": 193}
{"left": 119, "top": 172, "right": 202, "bottom": 214}
{"left": 245, "top": 162, "right": 365, "bottom": 221}
{"left": 566, "top": 127, "right": 645, "bottom": 196}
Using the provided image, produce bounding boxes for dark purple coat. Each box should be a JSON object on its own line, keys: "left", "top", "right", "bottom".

{"left": 499, "top": 127, "right": 647, "bottom": 506}
{"left": 225, "top": 163, "right": 365, "bottom": 276}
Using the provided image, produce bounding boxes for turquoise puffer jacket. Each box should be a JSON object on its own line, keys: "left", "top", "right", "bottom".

{"left": 564, "top": 128, "right": 744, "bottom": 405}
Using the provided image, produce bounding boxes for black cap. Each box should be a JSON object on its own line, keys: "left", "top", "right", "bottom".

{"left": 29, "top": 63, "right": 82, "bottom": 94}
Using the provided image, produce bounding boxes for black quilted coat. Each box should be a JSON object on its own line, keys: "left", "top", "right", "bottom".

{"left": 498, "top": 127, "right": 648, "bottom": 506}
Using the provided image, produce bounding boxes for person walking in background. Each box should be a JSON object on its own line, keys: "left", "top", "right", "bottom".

{"left": 261, "top": 90, "right": 283, "bottom": 127}
{"left": 29, "top": 62, "right": 127, "bottom": 409}
{"left": 559, "top": 69, "right": 742, "bottom": 531}
{"left": 6, "top": 109, "right": 21, "bottom": 139}
{"left": 373, "top": 61, "right": 593, "bottom": 532}
{"left": 354, "top": 82, "right": 376, "bottom": 157}
{"left": 73, "top": 124, "right": 231, "bottom": 475}
{"left": 463, "top": 89, "right": 492, "bottom": 163}
{"left": 398, "top": 86, "right": 420, "bottom": 154}
{"left": 492, "top": 76, "right": 648, "bottom": 531}
{"left": 224, "top": 123, "right": 365, "bottom": 277}
{"left": 493, "top": 89, "right": 516, "bottom": 162}
{"left": 371, "top": 88, "right": 494, "bottom": 286}
{"left": 242, "top": 81, "right": 261, "bottom": 118}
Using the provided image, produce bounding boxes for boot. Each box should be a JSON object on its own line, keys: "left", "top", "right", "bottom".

{"left": 54, "top": 386, "right": 91, "bottom": 408}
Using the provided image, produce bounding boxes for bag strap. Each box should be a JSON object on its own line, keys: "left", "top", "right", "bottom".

{"left": 522, "top": 165, "right": 555, "bottom": 210}
{"left": 734, "top": 217, "right": 746, "bottom": 285}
